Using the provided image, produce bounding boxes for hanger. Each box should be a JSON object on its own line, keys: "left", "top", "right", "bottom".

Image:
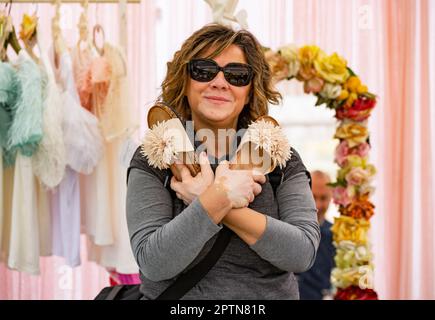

{"left": 77, "top": 0, "right": 92, "bottom": 51}
{"left": 1, "top": 0, "right": 21, "bottom": 61}
{"left": 19, "top": 7, "right": 40, "bottom": 64}
{"left": 92, "top": 1, "right": 105, "bottom": 56}
{"left": 92, "top": 24, "right": 105, "bottom": 56}
{"left": 52, "top": 0, "right": 67, "bottom": 62}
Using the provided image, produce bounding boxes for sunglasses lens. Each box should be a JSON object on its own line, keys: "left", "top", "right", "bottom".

{"left": 190, "top": 60, "right": 218, "bottom": 82}
{"left": 224, "top": 64, "right": 252, "bottom": 86}
{"left": 189, "top": 59, "right": 252, "bottom": 86}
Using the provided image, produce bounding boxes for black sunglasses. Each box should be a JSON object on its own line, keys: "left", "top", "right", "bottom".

{"left": 188, "top": 58, "right": 253, "bottom": 87}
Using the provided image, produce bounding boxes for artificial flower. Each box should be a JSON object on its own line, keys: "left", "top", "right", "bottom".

{"left": 345, "top": 154, "right": 368, "bottom": 168}
{"left": 303, "top": 77, "right": 324, "bottom": 94}
{"left": 331, "top": 264, "right": 374, "bottom": 289}
{"left": 344, "top": 76, "right": 368, "bottom": 94}
{"left": 334, "top": 123, "right": 369, "bottom": 148}
{"left": 334, "top": 240, "right": 373, "bottom": 269}
{"left": 332, "top": 186, "right": 355, "bottom": 207}
{"left": 141, "top": 121, "right": 177, "bottom": 170}
{"left": 343, "top": 92, "right": 359, "bottom": 108}
{"left": 336, "top": 96, "right": 376, "bottom": 121}
{"left": 319, "top": 82, "right": 342, "bottom": 99}
{"left": 331, "top": 216, "right": 370, "bottom": 245}
{"left": 335, "top": 141, "right": 371, "bottom": 167}
{"left": 335, "top": 140, "right": 351, "bottom": 166}
{"left": 340, "top": 193, "right": 375, "bottom": 220}
{"left": 278, "top": 44, "right": 300, "bottom": 78}
{"left": 345, "top": 167, "right": 374, "bottom": 186}
{"left": 297, "top": 45, "right": 323, "bottom": 81}
{"left": 334, "top": 286, "right": 378, "bottom": 300}
{"left": 314, "top": 52, "right": 349, "bottom": 84}
{"left": 264, "top": 49, "right": 290, "bottom": 82}
{"left": 359, "top": 184, "right": 376, "bottom": 197}
{"left": 337, "top": 89, "right": 349, "bottom": 101}
{"left": 245, "top": 119, "right": 291, "bottom": 169}
{"left": 19, "top": 14, "right": 38, "bottom": 41}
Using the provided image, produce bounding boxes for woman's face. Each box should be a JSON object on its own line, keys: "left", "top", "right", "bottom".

{"left": 186, "top": 44, "right": 251, "bottom": 131}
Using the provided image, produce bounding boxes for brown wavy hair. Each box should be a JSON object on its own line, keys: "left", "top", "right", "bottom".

{"left": 159, "top": 24, "right": 282, "bottom": 129}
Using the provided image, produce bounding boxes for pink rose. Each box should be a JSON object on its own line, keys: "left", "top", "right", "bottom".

{"left": 335, "top": 140, "right": 350, "bottom": 166}
{"left": 303, "top": 77, "right": 324, "bottom": 94}
{"left": 355, "top": 142, "right": 370, "bottom": 158}
{"left": 345, "top": 167, "right": 369, "bottom": 186}
{"left": 333, "top": 186, "right": 352, "bottom": 206}
{"left": 335, "top": 141, "right": 370, "bottom": 167}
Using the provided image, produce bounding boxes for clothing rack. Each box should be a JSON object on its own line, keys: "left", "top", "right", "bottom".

{"left": 1, "top": 0, "right": 141, "bottom": 3}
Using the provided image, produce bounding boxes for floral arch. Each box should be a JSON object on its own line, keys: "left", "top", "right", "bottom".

{"left": 264, "top": 45, "right": 378, "bottom": 300}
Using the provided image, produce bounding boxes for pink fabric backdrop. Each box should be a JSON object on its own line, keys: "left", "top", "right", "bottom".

{"left": 1, "top": 0, "right": 434, "bottom": 300}
{"left": 292, "top": 0, "right": 435, "bottom": 299}
{"left": 0, "top": 1, "right": 156, "bottom": 299}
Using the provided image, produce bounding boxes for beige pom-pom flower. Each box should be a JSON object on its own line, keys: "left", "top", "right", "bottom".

{"left": 141, "top": 121, "right": 177, "bottom": 170}
{"left": 246, "top": 119, "right": 292, "bottom": 169}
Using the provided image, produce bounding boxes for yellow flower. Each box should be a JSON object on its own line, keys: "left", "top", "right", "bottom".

{"left": 357, "top": 84, "right": 368, "bottom": 94}
{"left": 298, "top": 45, "right": 322, "bottom": 65}
{"left": 314, "top": 52, "right": 350, "bottom": 84}
{"left": 345, "top": 155, "right": 365, "bottom": 168}
{"left": 331, "top": 216, "right": 370, "bottom": 245}
{"left": 346, "top": 76, "right": 361, "bottom": 92}
{"left": 337, "top": 89, "right": 349, "bottom": 101}
{"left": 334, "top": 123, "right": 369, "bottom": 148}
{"left": 297, "top": 45, "right": 324, "bottom": 81}
{"left": 19, "top": 14, "right": 38, "bottom": 41}
{"left": 345, "top": 92, "right": 359, "bottom": 108}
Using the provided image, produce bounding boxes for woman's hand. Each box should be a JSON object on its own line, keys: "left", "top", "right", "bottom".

{"left": 170, "top": 152, "right": 214, "bottom": 205}
{"left": 214, "top": 161, "right": 265, "bottom": 208}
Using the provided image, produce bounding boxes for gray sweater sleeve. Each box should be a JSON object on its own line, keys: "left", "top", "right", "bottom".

{"left": 250, "top": 171, "right": 321, "bottom": 273}
{"left": 126, "top": 168, "right": 222, "bottom": 282}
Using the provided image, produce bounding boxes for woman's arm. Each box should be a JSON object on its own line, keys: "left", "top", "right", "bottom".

{"left": 223, "top": 171, "right": 320, "bottom": 273}
{"left": 221, "top": 208, "right": 266, "bottom": 245}
{"left": 126, "top": 168, "right": 226, "bottom": 282}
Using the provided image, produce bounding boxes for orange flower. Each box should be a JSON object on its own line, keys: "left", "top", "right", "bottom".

{"left": 340, "top": 194, "right": 375, "bottom": 220}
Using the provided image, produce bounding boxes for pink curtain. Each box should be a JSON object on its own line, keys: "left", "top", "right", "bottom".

{"left": 293, "top": 0, "right": 435, "bottom": 299}
{"left": 0, "top": 1, "right": 156, "bottom": 299}
{"left": 377, "top": 0, "right": 434, "bottom": 299}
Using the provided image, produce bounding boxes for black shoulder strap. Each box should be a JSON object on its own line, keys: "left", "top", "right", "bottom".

{"left": 127, "top": 165, "right": 232, "bottom": 300}
{"left": 155, "top": 226, "right": 232, "bottom": 300}
{"left": 268, "top": 166, "right": 284, "bottom": 196}
{"left": 268, "top": 168, "right": 312, "bottom": 194}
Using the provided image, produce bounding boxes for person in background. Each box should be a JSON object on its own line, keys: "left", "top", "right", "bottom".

{"left": 297, "top": 170, "right": 336, "bottom": 300}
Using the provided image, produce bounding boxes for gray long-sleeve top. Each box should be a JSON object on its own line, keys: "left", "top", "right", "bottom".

{"left": 126, "top": 147, "right": 320, "bottom": 299}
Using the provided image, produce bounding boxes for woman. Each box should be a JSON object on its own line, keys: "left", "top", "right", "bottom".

{"left": 127, "top": 24, "right": 320, "bottom": 299}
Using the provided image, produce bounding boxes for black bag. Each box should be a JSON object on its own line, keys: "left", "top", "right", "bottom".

{"left": 95, "top": 226, "right": 232, "bottom": 300}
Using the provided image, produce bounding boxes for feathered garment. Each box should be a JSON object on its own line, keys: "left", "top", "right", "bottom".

{"left": 7, "top": 50, "right": 44, "bottom": 159}
{"left": 0, "top": 61, "right": 21, "bottom": 166}
{"left": 32, "top": 35, "right": 66, "bottom": 189}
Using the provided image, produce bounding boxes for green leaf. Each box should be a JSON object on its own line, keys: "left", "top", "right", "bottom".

{"left": 362, "top": 92, "right": 377, "bottom": 99}
{"left": 327, "top": 180, "right": 346, "bottom": 188}
{"left": 347, "top": 67, "right": 357, "bottom": 77}
{"left": 315, "top": 96, "right": 326, "bottom": 106}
